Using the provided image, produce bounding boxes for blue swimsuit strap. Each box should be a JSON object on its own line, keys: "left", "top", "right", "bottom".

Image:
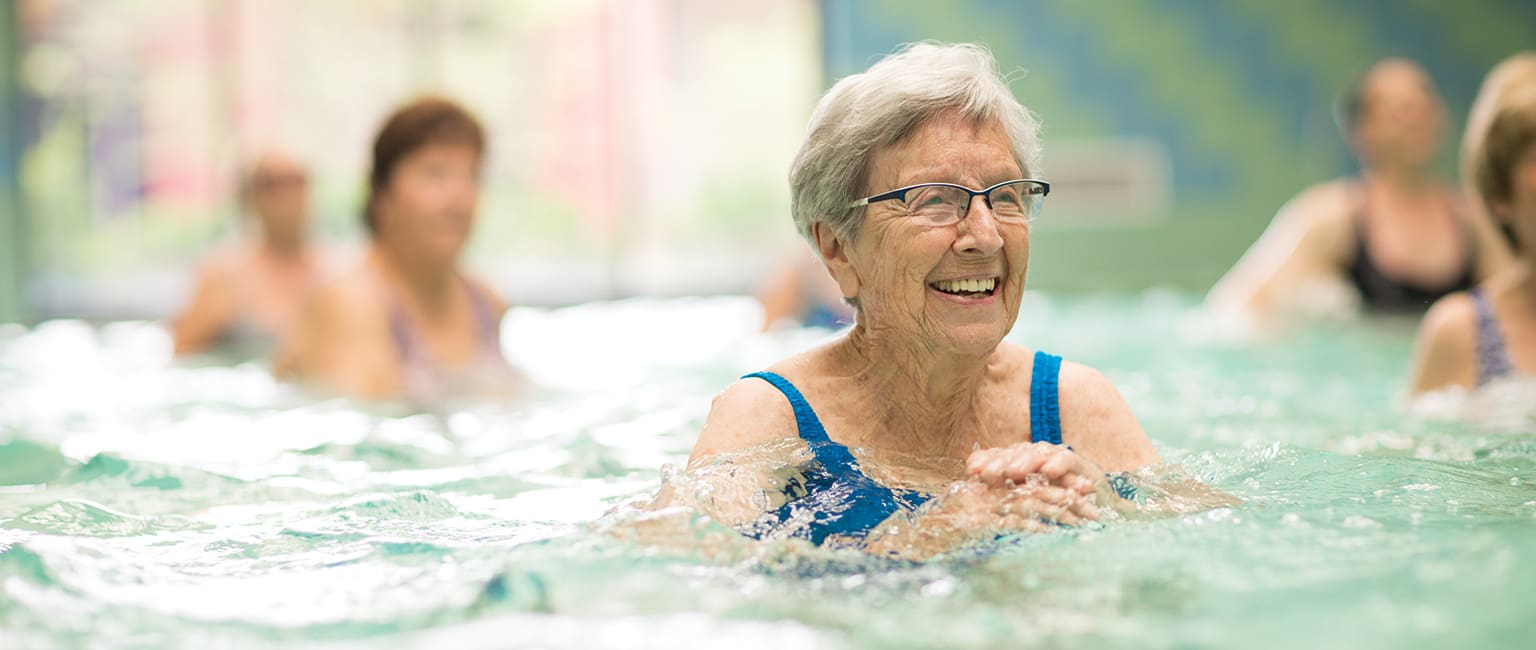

{"left": 746, "top": 353, "right": 1064, "bottom": 456}
{"left": 742, "top": 359, "right": 1136, "bottom": 530}
{"left": 1030, "top": 350, "right": 1064, "bottom": 445}
{"left": 740, "top": 372, "right": 863, "bottom": 477}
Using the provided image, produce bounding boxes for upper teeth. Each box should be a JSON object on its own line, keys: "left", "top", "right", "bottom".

{"left": 933, "top": 278, "right": 997, "bottom": 293}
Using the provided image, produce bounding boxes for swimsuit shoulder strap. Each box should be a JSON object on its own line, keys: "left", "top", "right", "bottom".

{"left": 1471, "top": 289, "right": 1515, "bottom": 385}
{"left": 741, "top": 371, "right": 862, "bottom": 475}
{"left": 385, "top": 290, "right": 426, "bottom": 364}
{"left": 460, "top": 276, "right": 503, "bottom": 356}
{"left": 1030, "top": 350, "right": 1064, "bottom": 445}
{"left": 741, "top": 371, "right": 831, "bottom": 444}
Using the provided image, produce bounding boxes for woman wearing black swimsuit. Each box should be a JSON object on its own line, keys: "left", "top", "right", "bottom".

{"left": 1209, "top": 58, "right": 1513, "bottom": 322}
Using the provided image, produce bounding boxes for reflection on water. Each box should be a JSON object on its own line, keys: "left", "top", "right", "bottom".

{"left": 1, "top": 294, "right": 1534, "bottom": 649}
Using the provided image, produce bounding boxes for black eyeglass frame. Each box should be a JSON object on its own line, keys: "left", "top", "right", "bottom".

{"left": 847, "top": 179, "right": 1051, "bottom": 223}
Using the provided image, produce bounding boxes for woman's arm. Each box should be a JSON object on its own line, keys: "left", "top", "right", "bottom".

{"left": 172, "top": 258, "right": 238, "bottom": 356}
{"left": 1046, "top": 362, "right": 1240, "bottom": 512}
{"left": 676, "top": 378, "right": 802, "bottom": 527}
{"left": 1057, "top": 361, "right": 1159, "bottom": 472}
{"left": 1206, "top": 182, "right": 1357, "bottom": 322}
{"left": 862, "top": 479, "right": 1097, "bottom": 560}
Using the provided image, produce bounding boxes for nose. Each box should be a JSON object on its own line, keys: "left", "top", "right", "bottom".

{"left": 954, "top": 195, "right": 1004, "bottom": 256}
{"left": 449, "top": 172, "right": 480, "bottom": 211}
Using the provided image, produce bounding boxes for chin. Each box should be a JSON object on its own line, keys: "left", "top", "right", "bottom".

{"left": 935, "top": 322, "right": 1009, "bottom": 356}
{"left": 431, "top": 235, "right": 470, "bottom": 260}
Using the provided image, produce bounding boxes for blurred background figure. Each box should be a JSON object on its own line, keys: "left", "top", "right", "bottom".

{"left": 172, "top": 150, "right": 323, "bottom": 358}
{"left": 755, "top": 247, "right": 853, "bottom": 331}
{"left": 275, "top": 98, "right": 514, "bottom": 402}
{"left": 1461, "top": 53, "right": 1536, "bottom": 255}
{"left": 9, "top": 2, "right": 1536, "bottom": 327}
{"left": 1410, "top": 56, "right": 1536, "bottom": 395}
{"left": 1208, "top": 58, "right": 1513, "bottom": 322}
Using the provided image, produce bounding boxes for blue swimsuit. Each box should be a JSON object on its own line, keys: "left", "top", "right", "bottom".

{"left": 742, "top": 350, "right": 1122, "bottom": 546}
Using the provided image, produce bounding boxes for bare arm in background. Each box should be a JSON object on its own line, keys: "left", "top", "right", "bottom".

{"left": 1206, "top": 181, "right": 1358, "bottom": 323}
{"left": 172, "top": 254, "right": 239, "bottom": 356}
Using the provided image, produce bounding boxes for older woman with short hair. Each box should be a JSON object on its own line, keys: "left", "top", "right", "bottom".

{"left": 684, "top": 43, "right": 1165, "bottom": 556}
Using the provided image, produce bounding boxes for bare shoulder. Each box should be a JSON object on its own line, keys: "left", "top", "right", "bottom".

{"left": 1287, "top": 179, "right": 1355, "bottom": 220}
{"left": 192, "top": 243, "right": 249, "bottom": 284}
{"left": 1409, "top": 291, "right": 1479, "bottom": 393}
{"left": 1207, "top": 179, "right": 1359, "bottom": 316}
{"left": 275, "top": 263, "right": 398, "bottom": 394}
{"left": 283, "top": 265, "right": 387, "bottom": 360}
{"left": 463, "top": 273, "right": 509, "bottom": 314}
{"left": 1417, "top": 292, "right": 1479, "bottom": 364}
{"left": 1055, "top": 359, "right": 1161, "bottom": 472}
{"left": 1280, "top": 179, "right": 1357, "bottom": 247}
{"left": 310, "top": 265, "right": 385, "bottom": 320}
{"left": 1423, "top": 292, "right": 1479, "bottom": 339}
{"left": 688, "top": 374, "right": 799, "bottom": 466}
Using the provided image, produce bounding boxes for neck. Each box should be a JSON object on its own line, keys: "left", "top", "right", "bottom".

{"left": 373, "top": 240, "right": 457, "bottom": 311}
{"left": 1362, "top": 163, "right": 1437, "bottom": 197}
{"left": 838, "top": 321, "right": 994, "bottom": 457}
{"left": 258, "top": 230, "right": 305, "bottom": 260}
{"left": 1513, "top": 257, "right": 1536, "bottom": 297}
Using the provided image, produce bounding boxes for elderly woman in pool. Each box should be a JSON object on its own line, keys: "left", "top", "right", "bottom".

{"left": 684, "top": 43, "right": 1163, "bottom": 555}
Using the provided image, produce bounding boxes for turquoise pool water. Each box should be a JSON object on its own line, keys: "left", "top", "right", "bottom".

{"left": 1, "top": 294, "right": 1533, "bottom": 649}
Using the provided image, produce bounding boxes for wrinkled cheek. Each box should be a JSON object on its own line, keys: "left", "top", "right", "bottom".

{"left": 870, "top": 269, "right": 919, "bottom": 323}
{"left": 1009, "top": 232, "right": 1030, "bottom": 282}
{"left": 904, "top": 268, "right": 931, "bottom": 316}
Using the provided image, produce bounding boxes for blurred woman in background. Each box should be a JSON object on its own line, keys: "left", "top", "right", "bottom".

{"left": 756, "top": 247, "right": 854, "bottom": 331}
{"left": 1208, "top": 58, "right": 1512, "bottom": 322}
{"left": 173, "top": 151, "right": 324, "bottom": 358}
{"left": 276, "top": 98, "right": 515, "bottom": 402}
{"left": 1461, "top": 53, "right": 1536, "bottom": 254}
{"left": 1411, "top": 57, "right": 1536, "bottom": 395}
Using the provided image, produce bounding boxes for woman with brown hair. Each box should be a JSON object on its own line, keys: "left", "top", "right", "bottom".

{"left": 277, "top": 97, "right": 514, "bottom": 401}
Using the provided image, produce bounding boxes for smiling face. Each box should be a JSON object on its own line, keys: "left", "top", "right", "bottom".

{"left": 819, "top": 111, "right": 1030, "bottom": 356}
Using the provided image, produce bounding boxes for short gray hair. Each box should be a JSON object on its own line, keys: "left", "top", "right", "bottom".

{"left": 789, "top": 42, "right": 1042, "bottom": 243}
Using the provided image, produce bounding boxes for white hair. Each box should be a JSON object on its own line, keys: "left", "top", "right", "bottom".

{"left": 789, "top": 42, "right": 1043, "bottom": 242}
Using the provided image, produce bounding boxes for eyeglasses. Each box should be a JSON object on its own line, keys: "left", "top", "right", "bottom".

{"left": 848, "top": 179, "right": 1050, "bottom": 227}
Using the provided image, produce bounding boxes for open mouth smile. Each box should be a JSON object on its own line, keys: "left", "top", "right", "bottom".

{"left": 928, "top": 276, "right": 999, "bottom": 299}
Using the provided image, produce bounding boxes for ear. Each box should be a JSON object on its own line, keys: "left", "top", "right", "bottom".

{"left": 812, "top": 221, "right": 861, "bottom": 301}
